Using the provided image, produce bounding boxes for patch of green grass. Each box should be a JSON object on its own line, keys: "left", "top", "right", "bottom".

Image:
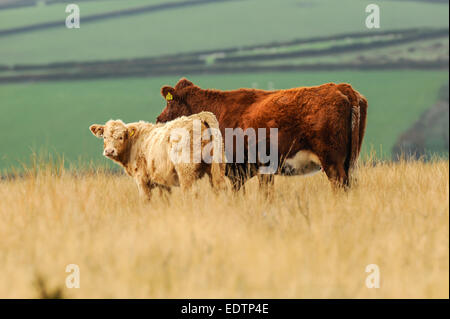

{"left": 0, "top": 0, "right": 182, "bottom": 30}
{"left": 0, "top": 70, "right": 447, "bottom": 172}
{"left": 0, "top": 0, "right": 448, "bottom": 65}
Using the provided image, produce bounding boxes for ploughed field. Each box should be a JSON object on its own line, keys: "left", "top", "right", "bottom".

{"left": 0, "top": 159, "right": 448, "bottom": 298}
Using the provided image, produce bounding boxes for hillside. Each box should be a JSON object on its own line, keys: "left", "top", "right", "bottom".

{"left": 0, "top": 0, "right": 448, "bottom": 65}
{"left": 0, "top": 0, "right": 448, "bottom": 171}
{"left": 393, "top": 82, "right": 449, "bottom": 159}
{"left": 0, "top": 70, "right": 448, "bottom": 171}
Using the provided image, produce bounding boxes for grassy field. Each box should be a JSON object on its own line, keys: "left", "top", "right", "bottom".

{"left": 0, "top": 70, "right": 447, "bottom": 172}
{"left": 258, "top": 37, "right": 449, "bottom": 66}
{"left": 0, "top": 0, "right": 448, "bottom": 65}
{"left": 0, "top": 0, "right": 182, "bottom": 30}
{"left": 0, "top": 158, "right": 448, "bottom": 298}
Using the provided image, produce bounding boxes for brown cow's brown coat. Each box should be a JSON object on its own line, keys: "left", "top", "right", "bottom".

{"left": 156, "top": 78, "right": 368, "bottom": 189}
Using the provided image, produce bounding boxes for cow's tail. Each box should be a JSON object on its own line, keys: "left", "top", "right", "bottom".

{"left": 350, "top": 93, "right": 368, "bottom": 171}
{"left": 349, "top": 104, "right": 360, "bottom": 171}
{"left": 196, "top": 112, "right": 227, "bottom": 190}
{"left": 338, "top": 84, "right": 367, "bottom": 186}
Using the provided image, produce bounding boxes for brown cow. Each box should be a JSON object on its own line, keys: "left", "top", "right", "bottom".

{"left": 156, "top": 78, "right": 368, "bottom": 190}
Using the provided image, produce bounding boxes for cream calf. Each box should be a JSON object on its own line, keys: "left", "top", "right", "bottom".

{"left": 90, "top": 112, "right": 226, "bottom": 200}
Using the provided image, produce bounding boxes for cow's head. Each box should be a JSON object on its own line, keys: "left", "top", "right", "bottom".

{"left": 156, "top": 78, "right": 196, "bottom": 123}
{"left": 89, "top": 120, "right": 137, "bottom": 161}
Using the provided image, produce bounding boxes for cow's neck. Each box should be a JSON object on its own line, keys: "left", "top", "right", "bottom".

{"left": 116, "top": 125, "right": 152, "bottom": 176}
{"left": 116, "top": 146, "right": 131, "bottom": 172}
{"left": 186, "top": 88, "right": 227, "bottom": 116}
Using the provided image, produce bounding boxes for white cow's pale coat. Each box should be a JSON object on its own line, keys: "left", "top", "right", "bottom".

{"left": 90, "top": 112, "right": 226, "bottom": 200}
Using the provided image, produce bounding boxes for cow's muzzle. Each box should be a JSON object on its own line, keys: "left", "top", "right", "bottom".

{"left": 103, "top": 148, "right": 117, "bottom": 158}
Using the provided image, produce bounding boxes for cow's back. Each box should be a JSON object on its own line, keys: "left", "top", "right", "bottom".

{"left": 224, "top": 84, "right": 355, "bottom": 154}
{"left": 141, "top": 125, "right": 178, "bottom": 185}
{"left": 145, "top": 112, "right": 223, "bottom": 168}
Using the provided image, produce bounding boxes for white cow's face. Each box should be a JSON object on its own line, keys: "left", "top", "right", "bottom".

{"left": 89, "top": 120, "right": 136, "bottom": 160}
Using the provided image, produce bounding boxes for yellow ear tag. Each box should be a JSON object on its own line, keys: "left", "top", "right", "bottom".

{"left": 166, "top": 92, "right": 173, "bottom": 101}
{"left": 129, "top": 130, "right": 135, "bottom": 137}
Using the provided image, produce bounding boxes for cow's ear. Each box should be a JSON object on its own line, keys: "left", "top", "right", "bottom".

{"left": 89, "top": 124, "right": 104, "bottom": 138}
{"left": 175, "top": 78, "right": 194, "bottom": 90}
{"left": 127, "top": 125, "right": 138, "bottom": 138}
{"left": 161, "top": 86, "right": 176, "bottom": 102}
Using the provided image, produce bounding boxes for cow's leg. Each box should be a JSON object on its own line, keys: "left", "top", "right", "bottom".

{"left": 322, "top": 161, "right": 349, "bottom": 190}
{"left": 225, "top": 164, "right": 250, "bottom": 192}
{"left": 178, "top": 174, "right": 195, "bottom": 192}
{"left": 347, "top": 164, "right": 358, "bottom": 188}
{"left": 136, "top": 178, "right": 155, "bottom": 201}
{"left": 257, "top": 174, "right": 275, "bottom": 199}
{"left": 208, "top": 162, "right": 227, "bottom": 192}
{"left": 156, "top": 184, "right": 172, "bottom": 202}
{"left": 175, "top": 164, "right": 201, "bottom": 194}
{"left": 229, "top": 176, "right": 246, "bottom": 191}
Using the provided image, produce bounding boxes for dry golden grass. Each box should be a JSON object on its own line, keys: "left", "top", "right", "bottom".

{"left": 0, "top": 159, "right": 448, "bottom": 298}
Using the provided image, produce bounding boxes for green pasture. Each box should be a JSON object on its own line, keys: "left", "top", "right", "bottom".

{"left": 0, "top": 0, "right": 448, "bottom": 65}
{"left": 0, "top": 0, "right": 185, "bottom": 30}
{"left": 257, "top": 37, "right": 449, "bottom": 66}
{"left": 0, "top": 70, "right": 447, "bottom": 172}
